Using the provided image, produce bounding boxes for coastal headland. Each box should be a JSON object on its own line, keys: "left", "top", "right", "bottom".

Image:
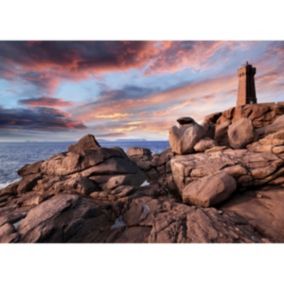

{"left": 1, "top": 101, "right": 284, "bottom": 243}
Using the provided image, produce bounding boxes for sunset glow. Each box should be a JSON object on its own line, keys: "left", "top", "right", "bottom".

{"left": 0, "top": 41, "right": 283, "bottom": 141}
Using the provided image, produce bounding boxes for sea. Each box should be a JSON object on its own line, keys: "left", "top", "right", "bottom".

{"left": 0, "top": 140, "right": 169, "bottom": 188}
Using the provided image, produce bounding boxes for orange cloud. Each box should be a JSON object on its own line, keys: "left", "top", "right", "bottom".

{"left": 74, "top": 73, "right": 238, "bottom": 138}
{"left": 93, "top": 113, "right": 129, "bottom": 120}
{"left": 77, "top": 74, "right": 236, "bottom": 121}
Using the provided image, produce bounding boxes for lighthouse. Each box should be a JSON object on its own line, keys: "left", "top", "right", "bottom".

{"left": 236, "top": 62, "right": 257, "bottom": 106}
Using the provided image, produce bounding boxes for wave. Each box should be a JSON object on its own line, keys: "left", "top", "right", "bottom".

{"left": 0, "top": 178, "right": 20, "bottom": 190}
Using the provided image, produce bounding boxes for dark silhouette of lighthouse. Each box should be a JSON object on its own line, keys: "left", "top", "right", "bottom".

{"left": 237, "top": 62, "right": 257, "bottom": 106}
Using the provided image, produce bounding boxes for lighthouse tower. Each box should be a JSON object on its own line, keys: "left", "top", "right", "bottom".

{"left": 237, "top": 62, "right": 257, "bottom": 106}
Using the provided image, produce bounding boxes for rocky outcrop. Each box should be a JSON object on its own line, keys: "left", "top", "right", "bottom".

{"left": 117, "top": 195, "right": 267, "bottom": 243}
{"left": 1, "top": 102, "right": 284, "bottom": 243}
{"left": 171, "top": 141, "right": 284, "bottom": 189}
{"left": 167, "top": 104, "right": 280, "bottom": 154}
{"left": 204, "top": 102, "right": 284, "bottom": 145}
{"left": 68, "top": 134, "right": 101, "bottom": 154}
{"left": 127, "top": 147, "right": 176, "bottom": 192}
{"left": 223, "top": 187, "right": 284, "bottom": 242}
{"left": 17, "top": 193, "right": 116, "bottom": 243}
{"left": 25, "top": 135, "right": 147, "bottom": 193}
{"left": 181, "top": 172, "right": 236, "bottom": 207}
{"left": 169, "top": 117, "right": 205, "bottom": 154}
{"left": 0, "top": 131, "right": 270, "bottom": 243}
{"left": 0, "top": 135, "right": 146, "bottom": 235}
{"left": 168, "top": 103, "right": 284, "bottom": 240}
{"left": 0, "top": 135, "right": 145, "bottom": 243}
{"left": 0, "top": 185, "right": 268, "bottom": 243}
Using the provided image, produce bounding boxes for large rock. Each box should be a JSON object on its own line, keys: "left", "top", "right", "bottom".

{"left": 118, "top": 196, "right": 268, "bottom": 243}
{"left": 17, "top": 194, "right": 116, "bottom": 243}
{"left": 18, "top": 194, "right": 79, "bottom": 241}
{"left": 181, "top": 172, "right": 237, "bottom": 207}
{"left": 256, "top": 115, "right": 284, "bottom": 137}
{"left": 68, "top": 134, "right": 101, "bottom": 155}
{"left": 3, "top": 135, "right": 147, "bottom": 215}
{"left": 247, "top": 130, "right": 284, "bottom": 154}
{"left": 202, "top": 112, "right": 222, "bottom": 138}
{"left": 169, "top": 122, "right": 205, "bottom": 154}
{"left": 228, "top": 118, "right": 254, "bottom": 149}
{"left": 102, "top": 174, "right": 144, "bottom": 191}
{"left": 16, "top": 173, "right": 41, "bottom": 193}
{"left": 214, "top": 120, "right": 230, "bottom": 145}
{"left": 0, "top": 222, "right": 19, "bottom": 243}
{"left": 127, "top": 147, "right": 152, "bottom": 158}
{"left": 177, "top": 116, "right": 196, "bottom": 125}
{"left": 44, "top": 176, "right": 100, "bottom": 195}
{"left": 171, "top": 143, "right": 284, "bottom": 191}
{"left": 40, "top": 147, "right": 135, "bottom": 177}
{"left": 223, "top": 187, "right": 284, "bottom": 242}
{"left": 17, "top": 160, "right": 43, "bottom": 177}
{"left": 193, "top": 138, "right": 216, "bottom": 152}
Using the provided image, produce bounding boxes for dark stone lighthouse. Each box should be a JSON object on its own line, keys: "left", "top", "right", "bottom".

{"left": 237, "top": 62, "right": 257, "bottom": 106}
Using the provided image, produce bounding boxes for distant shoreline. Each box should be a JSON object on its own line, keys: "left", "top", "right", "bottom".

{"left": 0, "top": 139, "right": 168, "bottom": 144}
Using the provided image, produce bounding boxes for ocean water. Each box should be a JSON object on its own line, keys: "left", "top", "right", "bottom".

{"left": 0, "top": 140, "right": 169, "bottom": 187}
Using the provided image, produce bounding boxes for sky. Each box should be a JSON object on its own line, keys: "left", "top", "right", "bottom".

{"left": 0, "top": 41, "right": 283, "bottom": 141}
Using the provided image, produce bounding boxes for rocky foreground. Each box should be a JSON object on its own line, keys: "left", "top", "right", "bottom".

{"left": 1, "top": 102, "right": 284, "bottom": 243}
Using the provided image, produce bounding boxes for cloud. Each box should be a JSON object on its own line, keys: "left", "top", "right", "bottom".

{"left": 0, "top": 42, "right": 138, "bottom": 76}
{"left": 73, "top": 73, "right": 238, "bottom": 139}
{"left": 0, "top": 41, "right": 283, "bottom": 141}
{"left": 76, "top": 73, "right": 236, "bottom": 120}
{"left": 19, "top": 97, "right": 74, "bottom": 108}
{"left": 0, "top": 41, "right": 151, "bottom": 70}
{"left": 0, "top": 41, "right": 273, "bottom": 92}
{"left": 0, "top": 41, "right": 237, "bottom": 96}
{"left": 0, "top": 41, "right": 261, "bottom": 101}
{"left": 94, "top": 113, "right": 129, "bottom": 119}
{"left": 144, "top": 41, "right": 221, "bottom": 74}
{"left": 0, "top": 41, "right": 156, "bottom": 94}
{"left": 143, "top": 41, "right": 249, "bottom": 74}
{"left": 0, "top": 41, "right": 233, "bottom": 76}
{"left": 0, "top": 106, "right": 86, "bottom": 131}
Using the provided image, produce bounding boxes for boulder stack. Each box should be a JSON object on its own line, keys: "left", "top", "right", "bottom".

{"left": 169, "top": 117, "right": 206, "bottom": 154}
{"left": 204, "top": 102, "right": 284, "bottom": 145}
{"left": 167, "top": 103, "right": 284, "bottom": 242}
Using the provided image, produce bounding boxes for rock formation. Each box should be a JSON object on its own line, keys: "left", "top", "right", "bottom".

{"left": 169, "top": 118, "right": 205, "bottom": 154}
{"left": 1, "top": 102, "right": 284, "bottom": 243}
